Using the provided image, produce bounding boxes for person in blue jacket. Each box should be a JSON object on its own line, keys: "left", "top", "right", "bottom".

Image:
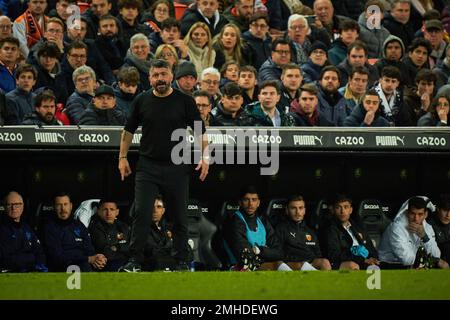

{"left": 43, "top": 192, "right": 107, "bottom": 272}
{"left": 0, "top": 191, "right": 47, "bottom": 272}
{"left": 343, "top": 89, "right": 391, "bottom": 127}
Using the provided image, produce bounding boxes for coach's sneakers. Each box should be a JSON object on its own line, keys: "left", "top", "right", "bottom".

{"left": 173, "top": 261, "right": 190, "bottom": 272}
{"left": 118, "top": 260, "right": 142, "bottom": 273}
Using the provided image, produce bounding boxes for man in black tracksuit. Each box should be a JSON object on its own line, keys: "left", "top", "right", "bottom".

{"left": 325, "top": 195, "right": 379, "bottom": 270}
{"left": 118, "top": 59, "right": 209, "bottom": 272}
{"left": 0, "top": 191, "right": 47, "bottom": 272}
{"left": 429, "top": 194, "right": 450, "bottom": 264}
{"left": 276, "top": 195, "right": 331, "bottom": 270}
{"left": 44, "top": 192, "right": 107, "bottom": 272}
{"left": 222, "top": 186, "right": 287, "bottom": 271}
{"left": 89, "top": 200, "right": 130, "bottom": 271}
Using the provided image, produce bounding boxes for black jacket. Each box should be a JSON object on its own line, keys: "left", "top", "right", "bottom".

{"left": 65, "top": 91, "right": 94, "bottom": 125}
{"left": 78, "top": 103, "right": 127, "bottom": 126}
{"left": 325, "top": 218, "right": 378, "bottom": 269}
{"left": 22, "top": 111, "right": 62, "bottom": 126}
{"left": 241, "top": 31, "right": 272, "bottom": 71}
{"left": 343, "top": 103, "right": 390, "bottom": 127}
{"left": 143, "top": 221, "right": 174, "bottom": 266}
{"left": 89, "top": 217, "right": 130, "bottom": 262}
{"left": 276, "top": 218, "right": 323, "bottom": 262}
{"left": 95, "top": 35, "right": 128, "bottom": 71}
{"left": 428, "top": 215, "right": 450, "bottom": 263}
{"left": 210, "top": 104, "right": 256, "bottom": 126}
{"left": 43, "top": 215, "right": 95, "bottom": 271}
{"left": 180, "top": 5, "right": 229, "bottom": 37}
{"left": 0, "top": 217, "right": 46, "bottom": 271}
{"left": 5, "top": 88, "right": 35, "bottom": 125}
{"left": 223, "top": 211, "right": 283, "bottom": 263}
{"left": 383, "top": 14, "right": 415, "bottom": 49}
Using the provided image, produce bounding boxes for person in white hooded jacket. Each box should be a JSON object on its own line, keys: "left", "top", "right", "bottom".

{"left": 378, "top": 196, "right": 449, "bottom": 269}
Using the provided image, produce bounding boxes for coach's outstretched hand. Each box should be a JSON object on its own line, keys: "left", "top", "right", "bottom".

{"left": 196, "top": 158, "right": 209, "bottom": 181}
{"left": 119, "top": 158, "right": 132, "bottom": 181}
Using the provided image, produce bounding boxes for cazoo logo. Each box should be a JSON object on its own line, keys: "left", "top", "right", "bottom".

{"left": 416, "top": 136, "right": 447, "bottom": 147}
{"left": 0, "top": 132, "right": 23, "bottom": 142}
{"left": 78, "top": 133, "right": 110, "bottom": 143}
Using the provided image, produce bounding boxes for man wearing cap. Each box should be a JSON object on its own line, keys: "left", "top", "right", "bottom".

{"left": 118, "top": 59, "right": 208, "bottom": 272}
{"left": 423, "top": 19, "right": 447, "bottom": 67}
{"left": 78, "top": 84, "right": 126, "bottom": 125}
{"left": 173, "top": 61, "right": 197, "bottom": 96}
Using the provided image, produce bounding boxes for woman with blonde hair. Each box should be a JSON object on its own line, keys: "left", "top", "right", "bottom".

{"left": 212, "top": 23, "right": 252, "bottom": 69}
{"left": 184, "top": 22, "right": 216, "bottom": 79}
{"left": 155, "top": 44, "right": 180, "bottom": 71}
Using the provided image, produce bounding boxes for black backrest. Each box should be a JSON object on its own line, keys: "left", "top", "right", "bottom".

{"left": 265, "top": 198, "right": 287, "bottom": 228}
{"left": 216, "top": 200, "right": 240, "bottom": 227}
{"left": 357, "top": 199, "right": 391, "bottom": 248}
{"left": 198, "top": 215, "right": 222, "bottom": 270}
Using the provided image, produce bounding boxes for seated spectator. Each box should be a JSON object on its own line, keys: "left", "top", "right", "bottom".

{"left": 210, "top": 82, "right": 254, "bottom": 126}
{"left": 89, "top": 199, "right": 130, "bottom": 271}
{"left": 142, "top": 196, "right": 179, "bottom": 271}
{"left": 65, "top": 65, "right": 96, "bottom": 124}
{"left": 357, "top": 0, "right": 390, "bottom": 59}
{"left": 150, "top": 18, "right": 188, "bottom": 60}
{"left": 402, "top": 38, "right": 432, "bottom": 85}
{"left": 337, "top": 40, "right": 380, "bottom": 87}
{"left": 325, "top": 194, "right": 379, "bottom": 270}
{"left": 173, "top": 61, "right": 197, "bottom": 96}
{"left": 48, "top": 0, "right": 76, "bottom": 25}
{"left": 258, "top": 38, "right": 292, "bottom": 83}
{"left": 382, "top": 0, "right": 415, "bottom": 48}
{"left": 95, "top": 15, "right": 128, "bottom": 74}
{"left": 328, "top": 19, "right": 360, "bottom": 66}
{"left": 183, "top": 22, "right": 216, "bottom": 79}
{"left": 0, "top": 191, "right": 47, "bottom": 272}
{"left": 278, "top": 63, "right": 302, "bottom": 114}
{"left": 194, "top": 90, "right": 212, "bottom": 127}
{"left": 222, "top": 0, "right": 253, "bottom": 33}
{"left": 154, "top": 44, "right": 179, "bottom": 73}
{"left": 373, "top": 65, "right": 410, "bottom": 126}
{"left": 301, "top": 41, "right": 329, "bottom": 84}
{"left": 219, "top": 60, "right": 239, "bottom": 89}
{"left": 433, "top": 45, "right": 450, "bottom": 90}
{"left": 245, "top": 80, "right": 295, "bottom": 127}
{"left": 5, "top": 63, "right": 36, "bottom": 124}
{"left": 417, "top": 93, "right": 449, "bottom": 126}
{"left": 403, "top": 69, "right": 437, "bottom": 125}
{"left": 276, "top": 195, "right": 332, "bottom": 271}
{"left": 22, "top": 89, "right": 62, "bottom": 126}
{"left": 378, "top": 196, "right": 448, "bottom": 269}
{"left": 213, "top": 23, "right": 251, "bottom": 69}
{"left": 117, "top": 0, "right": 151, "bottom": 49}
{"left": 423, "top": 20, "right": 446, "bottom": 67}
{"left": 83, "top": 0, "right": 113, "bottom": 40}
{"left": 223, "top": 185, "right": 291, "bottom": 271}
{"left": 429, "top": 194, "right": 450, "bottom": 264}
{"left": 141, "top": 0, "right": 171, "bottom": 33}
{"left": 290, "top": 83, "right": 334, "bottom": 127}
{"left": 374, "top": 35, "right": 409, "bottom": 87}
{"left": 59, "top": 40, "right": 88, "bottom": 97}
{"left": 285, "top": 14, "right": 311, "bottom": 66}
{"left": 343, "top": 89, "right": 390, "bottom": 127}
{"left": 113, "top": 67, "right": 140, "bottom": 119}
{"left": 122, "top": 33, "right": 153, "bottom": 92}
{"left": 199, "top": 67, "right": 222, "bottom": 108}
{"left": 0, "top": 90, "right": 6, "bottom": 125}
{"left": 317, "top": 65, "right": 347, "bottom": 125}
{"left": 0, "top": 37, "right": 21, "bottom": 93}
{"left": 0, "top": 16, "right": 13, "bottom": 40}
{"left": 242, "top": 12, "right": 272, "bottom": 71}
{"left": 312, "top": 0, "right": 347, "bottom": 42}
{"left": 238, "top": 65, "right": 258, "bottom": 107}
{"left": 180, "top": 0, "right": 229, "bottom": 38}
{"left": 79, "top": 85, "right": 126, "bottom": 126}
{"left": 44, "top": 192, "right": 107, "bottom": 272}
{"left": 338, "top": 66, "right": 369, "bottom": 114}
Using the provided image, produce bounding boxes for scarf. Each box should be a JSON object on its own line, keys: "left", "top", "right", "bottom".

{"left": 187, "top": 41, "right": 216, "bottom": 79}
{"left": 125, "top": 49, "right": 153, "bottom": 74}
{"left": 25, "top": 10, "right": 47, "bottom": 49}
{"left": 374, "top": 82, "right": 401, "bottom": 123}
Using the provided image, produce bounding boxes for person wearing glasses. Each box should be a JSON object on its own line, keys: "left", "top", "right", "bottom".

{"left": 194, "top": 90, "right": 212, "bottom": 127}
{"left": 0, "top": 191, "right": 48, "bottom": 272}
{"left": 0, "top": 16, "right": 13, "bottom": 40}
{"left": 122, "top": 33, "right": 153, "bottom": 92}
{"left": 242, "top": 12, "right": 272, "bottom": 71}
{"left": 59, "top": 40, "right": 88, "bottom": 97}
{"left": 199, "top": 67, "right": 221, "bottom": 108}
{"left": 79, "top": 84, "right": 126, "bottom": 125}
{"left": 65, "top": 65, "right": 96, "bottom": 124}
{"left": 258, "top": 38, "right": 293, "bottom": 84}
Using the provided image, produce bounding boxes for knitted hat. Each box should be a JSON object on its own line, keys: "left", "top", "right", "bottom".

{"left": 175, "top": 61, "right": 197, "bottom": 79}
{"left": 309, "top": 41, "right": 328, "bottom": 55}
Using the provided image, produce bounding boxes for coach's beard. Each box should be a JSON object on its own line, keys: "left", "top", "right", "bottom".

{"left": 155, "top": 81, "right": 170, "bottom": 94}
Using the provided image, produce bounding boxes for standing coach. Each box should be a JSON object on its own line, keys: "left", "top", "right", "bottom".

{"left": 118, "top": 59, "right": 209, "bottom": 272}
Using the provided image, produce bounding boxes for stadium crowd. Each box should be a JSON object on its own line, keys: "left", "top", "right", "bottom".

{"left": 0, "top": 0, "right": 449, "bottom": 127}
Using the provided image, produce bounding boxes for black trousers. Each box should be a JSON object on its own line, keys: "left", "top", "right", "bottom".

{"left": 130, "top": 157, "right": 190, "bottom": 264}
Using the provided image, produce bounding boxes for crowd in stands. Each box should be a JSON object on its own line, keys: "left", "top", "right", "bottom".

{"left": 1, "top": 189, "right": 449, "bottom": 272}
{"left": 0, "top": 0, "right": 449, "bottom": 127}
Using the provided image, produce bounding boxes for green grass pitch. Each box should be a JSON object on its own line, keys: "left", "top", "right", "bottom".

{"left": 0, "top": 270, "right": 449, "bottom": 300}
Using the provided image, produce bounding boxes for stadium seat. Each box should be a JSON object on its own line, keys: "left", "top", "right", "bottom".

{"left": 34, "top": 202, "right": 55, "bottom": 240}
{"left": 265, "top": 198, "right": 287, "bottom": 227}
{"left": 357, "top": 199, "right": 391, "bottom": 249}
{"left": 77, "top": 2, "right": 90, "bottom": 14}
{"left": 198, "top": 215, "right": 222, "bottom": 269}
{"left": 215, "top": 200, "right": 239, "bottom": 227}
{"left": 173, "top": 1, "right": 188, "bottom": 20}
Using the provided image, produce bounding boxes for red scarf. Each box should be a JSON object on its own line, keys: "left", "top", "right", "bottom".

{"left": 24, "top": 9, "right": 47, "bottom": 49}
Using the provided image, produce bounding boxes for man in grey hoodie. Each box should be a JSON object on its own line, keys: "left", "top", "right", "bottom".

{"left": 374, "top": 34, "right": 409, "bottom": 86}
